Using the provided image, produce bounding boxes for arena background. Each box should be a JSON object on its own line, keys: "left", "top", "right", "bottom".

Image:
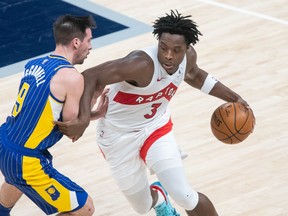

{"left": 0, "top": 0, "right": 287, "bottom": 215}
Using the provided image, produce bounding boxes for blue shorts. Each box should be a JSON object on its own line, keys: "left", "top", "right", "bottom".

{"left": 0, "top": 126, "right": 88, "bottom": 215}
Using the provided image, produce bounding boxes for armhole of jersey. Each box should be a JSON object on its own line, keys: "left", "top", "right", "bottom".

{"left": 50, "top": 92, "right": 64, "bottom": 103}
{"left": 50, "top": 64, "right": 75, "bottom": 103}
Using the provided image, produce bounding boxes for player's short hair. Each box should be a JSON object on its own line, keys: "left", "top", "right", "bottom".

{"left": 53, "top": 15, "right": 96, "bottom": 45}
{"left": 152, "top": 10, "right": 202, "bottom": 46}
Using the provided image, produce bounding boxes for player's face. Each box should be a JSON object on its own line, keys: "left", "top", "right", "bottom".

{"left": 74, "top": 28, "right": 93, "bottom": 64}
{"left": 157, "top": 33, "right": 188, "bottom": 74}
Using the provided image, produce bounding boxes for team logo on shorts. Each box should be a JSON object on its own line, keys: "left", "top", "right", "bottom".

{"left": 45, "top": 185, "right": 60, "bottom": 201}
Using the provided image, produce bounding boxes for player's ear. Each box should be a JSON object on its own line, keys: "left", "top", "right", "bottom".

{"left": 72, "top": 38, "right": 81, "bottom": 49}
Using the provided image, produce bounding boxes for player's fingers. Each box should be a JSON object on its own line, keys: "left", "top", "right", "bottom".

{"left": 73, "top": 135, "right": 81, "bottom": 142}
{"left": 53, "top": 121, "right": 72, "bottom": 136}
{"left": 53, "top": 120, "right": 62, "bottom": 126}
{"left": 103, "top": 87, "right": 110, "bottom": 95}
{"left": 57, "top": 126, "right": 68, "bottom": 134}
{"left": 103, "top": 95, "right": 109, "bottom": 105}
{"left": 53, "top": 121, "right": 68, "bottom": 130}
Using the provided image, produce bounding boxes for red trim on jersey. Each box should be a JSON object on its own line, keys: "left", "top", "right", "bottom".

{"left": 98, "top": 145, "right": 106, "bottom": 159}
{"left": 113, "top": 83, "right": 178, "bottom": 105}
{"left": 140, "top": 119, "right": 173, "bottom": 163}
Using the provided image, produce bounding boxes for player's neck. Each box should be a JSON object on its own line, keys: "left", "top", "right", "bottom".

{"left": 53, "top": 45, "right": 74, "bottom": 65}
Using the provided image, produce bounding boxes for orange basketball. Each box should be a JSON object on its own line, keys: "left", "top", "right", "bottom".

{"left": 210, "top": 102, "right": 255, "bottom": 144}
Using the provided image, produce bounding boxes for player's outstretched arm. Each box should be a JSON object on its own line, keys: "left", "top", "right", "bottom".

{"left": 54, "top": 85, "right": 107, "bottom": 141}
{"left": 55, "top": 51, "right": 151, "bottom": 141}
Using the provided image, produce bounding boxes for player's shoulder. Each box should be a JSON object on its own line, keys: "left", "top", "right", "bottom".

{"left": 127, "top": 49, "right": 152, "bottom": 61}
{"left": 56, "top": 67, "right": 83, "bottom": 86}
{"left": 186, "top": 45, "right": 197, "bottom": 59}
{"left": 185, "top": 45, "right": 198, "bottom": 68}
{"left": 25, "top": 55, "right": 47, "bottom": 67}
{"left": 122, "top": 49, "right": 153, "bottom": 70}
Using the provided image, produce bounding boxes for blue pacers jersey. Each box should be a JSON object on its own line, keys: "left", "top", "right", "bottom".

{"left": 4, "top": 54, "right": 74, "bottom": 150}
{"left": 0, "top": 55, "right": 88, "bottom": 215}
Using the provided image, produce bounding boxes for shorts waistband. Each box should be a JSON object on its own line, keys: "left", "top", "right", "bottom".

{"left": 1, "top": 124, "right": 43, "bottom": 157}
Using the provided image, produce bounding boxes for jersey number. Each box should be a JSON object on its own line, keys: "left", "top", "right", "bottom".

{"left": 12, "top": 82, "right": 30, "bottom": 117}
{"left": 144, "top": 103, "right": 161, "bottom": 119}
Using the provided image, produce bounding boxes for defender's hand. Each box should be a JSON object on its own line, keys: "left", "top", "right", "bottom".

{"left": 54, "top": 119, "right": 88, "bottom": 142}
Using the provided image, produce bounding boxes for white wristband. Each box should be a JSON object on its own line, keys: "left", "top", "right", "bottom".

{"left": 200, "top": 74, "right": 218, "bottom": 94}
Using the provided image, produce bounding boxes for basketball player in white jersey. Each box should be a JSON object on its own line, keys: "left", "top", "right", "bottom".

{"left": 56, "top": 10, "right": 253, "bottom": 216}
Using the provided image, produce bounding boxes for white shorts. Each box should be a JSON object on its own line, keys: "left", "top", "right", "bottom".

{"left": 96, "top": 118, "right": 183, "bottom": 195}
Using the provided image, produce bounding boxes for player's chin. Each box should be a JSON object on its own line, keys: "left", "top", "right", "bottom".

{"left": 77, "top": 58, "right": 85, "bottom": 64}
{"left": 162, "top": 63, "right": 176, "bottom": 74}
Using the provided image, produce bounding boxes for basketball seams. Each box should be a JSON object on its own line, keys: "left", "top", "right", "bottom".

{"left": 210, "top": 118, "right": 233, "bottom": 144}
{"left": 219, "top": 103, "right": 242, "bottom": 143}
{"left": 210, "top": 102, "right": 254, "bottom": 144}
{"left": 210, "top": 107, "right": 234, "bottom": 144}
{"left": 236, "top": 107, "right": 251, "bottom": 135}
{"left": 232, "top": 103, "right": 244, "bottom": 142}
{"left": 236, "top": 104, "right": 254, "bottom": 136}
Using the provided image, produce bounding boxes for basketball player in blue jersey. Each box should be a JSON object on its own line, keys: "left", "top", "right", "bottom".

{"left": 56, "top": 10, "right": 254, "bottom": 216}
{"left": 0, "top": 15, "right": 108, "bottom": 215}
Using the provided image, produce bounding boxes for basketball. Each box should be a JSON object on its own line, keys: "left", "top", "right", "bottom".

{"left": 210, "top": 102, "right": 255, "bottom": 144}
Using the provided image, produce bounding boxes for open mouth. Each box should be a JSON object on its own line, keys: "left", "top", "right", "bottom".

{"left": 163, "top": 63, "right": 173, "bottom": 71}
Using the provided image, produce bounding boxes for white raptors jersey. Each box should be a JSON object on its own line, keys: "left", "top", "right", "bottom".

{"left": 103, "top": 45, "right": 187, "bottom": 130}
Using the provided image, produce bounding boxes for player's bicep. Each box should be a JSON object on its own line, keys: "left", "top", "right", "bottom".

{"left": 62, "top": 73, "right": 84, "bottom": 122}
{"left": 99, "top": 60, "right": 130, "bottom": 84}
{"left": 83, "top": 51, "right": 149, "bottom": 85}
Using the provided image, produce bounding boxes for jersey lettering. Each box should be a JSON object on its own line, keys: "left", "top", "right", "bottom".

{"left": 24, "top": 65, "right": 46, "bottom": 87}
{"left": 113, "top": 83, "right": 178, "bottom": 105}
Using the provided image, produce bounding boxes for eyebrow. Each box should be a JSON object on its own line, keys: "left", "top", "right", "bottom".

{"left": 159, "top": 42, "right": 183, "bottom": 48}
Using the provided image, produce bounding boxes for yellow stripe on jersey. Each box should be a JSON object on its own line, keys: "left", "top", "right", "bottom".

{"left": 22, "top": 156, "right": 77, "bottom": 211}
{"left": 24, "top": 98, "right": 54, "bottom": 149}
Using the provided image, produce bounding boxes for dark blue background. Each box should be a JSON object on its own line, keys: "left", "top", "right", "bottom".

{"left": 0, "top": 0, "right": 128, "bottom": 67}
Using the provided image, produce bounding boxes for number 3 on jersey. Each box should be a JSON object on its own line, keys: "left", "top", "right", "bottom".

{"left": 144, "top": 103, "right": 161, "bottom": 119}
{"left": 12, "top": 82, "right": 30, "bottom": 117}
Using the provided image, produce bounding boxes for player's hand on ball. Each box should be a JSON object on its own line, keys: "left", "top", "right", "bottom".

{"left": 210, "top": 102, "right": 255, "bottom": 144}
{"left": 236, "top": 98, "right": 256, "bottom": 133}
